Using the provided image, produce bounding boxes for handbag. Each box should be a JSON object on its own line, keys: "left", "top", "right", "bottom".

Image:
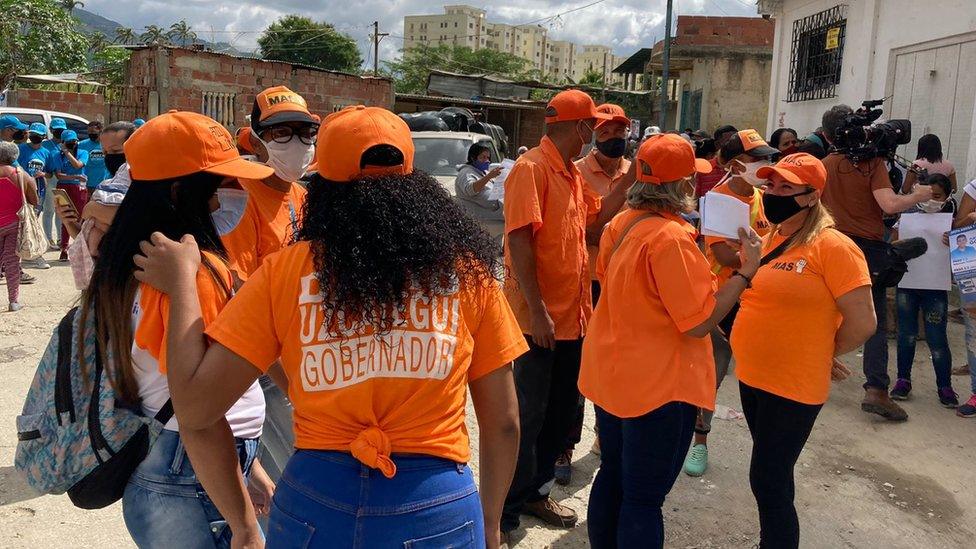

{"left": 15, "top": 169, "right": 48, "bottom": 260}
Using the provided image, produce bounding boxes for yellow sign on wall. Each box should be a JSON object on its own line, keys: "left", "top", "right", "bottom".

{"left": 826, "top": 27, "right": 841, "bottom": 50}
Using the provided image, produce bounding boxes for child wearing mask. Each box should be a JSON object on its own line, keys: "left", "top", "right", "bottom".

{"left": 684, "top": 129, "right": 778, "bottom": 477}
{"left": 890, "top": 174, "right": 958, "bottom": 407}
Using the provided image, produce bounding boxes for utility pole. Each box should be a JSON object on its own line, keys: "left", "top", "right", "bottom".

{"left": 372, "top": 21, "right": 389, "bottom": 77}
{"left": 659, "top": 0, "right": 673, "bottom": 129}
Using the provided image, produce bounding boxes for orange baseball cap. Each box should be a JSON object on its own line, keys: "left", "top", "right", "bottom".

{"left": 252, "top": 86, "right": 317, "bottom": 129}
{"left": 545, "top": 90, "right": 612, "bottom": 124}
{"left": 757, "top": 153, "right": 828, "bottom": 191}
{"left": 124, "top": 111, "right": 274, "bottom": 181}
{"left": 635, "top": 134, "right": 712, "bottom": 185}
{"left": 721, "top": 129, "right": 779, "bottom": 160}
{"left": 594, "top": 103, "right": 630, "bottom": 129}
{"left": 316, "top": 106, "right": 414, "bottom": 183}
{"left": 235, "top": 126, "right": 255, "bottom": 154}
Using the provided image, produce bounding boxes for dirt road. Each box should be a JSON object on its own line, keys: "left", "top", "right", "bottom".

{"left": 2, "top": 257, "right": 974, "bottom": 548}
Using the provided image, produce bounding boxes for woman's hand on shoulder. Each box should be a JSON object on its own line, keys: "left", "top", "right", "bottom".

{"left": 133, "top": 232, "right": 201, "bottom": 294}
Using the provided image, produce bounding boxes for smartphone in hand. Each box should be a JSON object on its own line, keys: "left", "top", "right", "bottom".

{"left": 52, "top": 188, "right": 79, "bottom": 219}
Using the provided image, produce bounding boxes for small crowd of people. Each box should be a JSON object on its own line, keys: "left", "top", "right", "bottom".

{"left": 7, "top": 82, "right": 974, "bottom": 549}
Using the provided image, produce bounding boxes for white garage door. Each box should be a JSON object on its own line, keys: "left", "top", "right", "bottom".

{"left": 888, "top": 38, "right": 976, "bottom": 184}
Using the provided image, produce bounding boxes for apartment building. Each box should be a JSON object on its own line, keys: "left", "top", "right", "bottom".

{"left": 403, "top": 5, "right": 618, "bottom": 83}
{"left": 403, "top": 5, "right": 487, "bottom": 50}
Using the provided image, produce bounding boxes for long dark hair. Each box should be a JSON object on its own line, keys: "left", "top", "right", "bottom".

{"left": 80, "top": 171, "right": 230, "bottom": 405}
{"left": 916, "top": 134, "right": 943, "bottom": 163}
{"left": 298, "top": 165, "right": 501, "bottom": 338}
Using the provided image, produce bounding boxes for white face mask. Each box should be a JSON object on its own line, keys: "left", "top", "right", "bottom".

{"left": 211, "top": 188, "right": 249, "bottom": 236}
{"left": 731, "top": 159, "right": 771, "bottom": 187}
{"left": 258, "top": 136, "right": 313, "bottom": 182}
{"left": 918, "top": 199, "right": 947, "bottom": 214}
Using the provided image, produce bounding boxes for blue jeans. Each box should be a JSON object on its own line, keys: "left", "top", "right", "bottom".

{"left": 122, "top": 429, "right": 259, "bottom": 549}
{"left": 895, "top": 288, "right": 952, "bottom": 389}
{"left": 962, "top": 307, "right": 976, "bottom": 395}
{"left": 588, "top": 402, "right": 696, "bottom": 549}
{"left": 268, "top": 451, "right": 485, "bottom": 548}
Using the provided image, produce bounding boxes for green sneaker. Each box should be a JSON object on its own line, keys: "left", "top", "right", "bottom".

{"left": 683, "top": 444, "right": 708, "bottom": 477}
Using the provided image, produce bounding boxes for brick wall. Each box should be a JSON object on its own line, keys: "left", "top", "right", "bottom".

{"left": 517, "top": 110, "right": 546, "bottom": 151}
{"left": 128, "top": 47, "right": 394, "bottom": 128}
{"left": 675, "top": 16, "right": 775, "bottom": 48}
{"left": 7, "top": 89, "right": 107, "bottom": 122}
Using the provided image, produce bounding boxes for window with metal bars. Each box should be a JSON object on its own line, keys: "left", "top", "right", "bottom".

{"left": 787, "top": 5, "right": 847, "bottom": 102}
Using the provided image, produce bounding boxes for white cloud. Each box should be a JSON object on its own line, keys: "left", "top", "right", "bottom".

{"left": 83, "top": 0, "right": 759, "bottom": 66}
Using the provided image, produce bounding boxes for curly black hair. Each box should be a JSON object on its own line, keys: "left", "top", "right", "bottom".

{"left": 298, "top": 170, "right": 503, "bottom": 337}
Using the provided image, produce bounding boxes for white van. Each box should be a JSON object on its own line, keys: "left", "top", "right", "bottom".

{"left": 0, "top": 107, "right": 90, "bottom": 139}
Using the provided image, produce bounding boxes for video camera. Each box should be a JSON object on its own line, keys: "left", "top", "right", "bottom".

{"left": 833, "top": 99, "right": 912, "bottom": 164}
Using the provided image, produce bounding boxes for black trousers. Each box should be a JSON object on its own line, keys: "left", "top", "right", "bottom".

{"left": 502, "top": 338, "right": 584, "bottom": 532}
{"left": 739, "top": 382, "right": 823, "bottom": 549}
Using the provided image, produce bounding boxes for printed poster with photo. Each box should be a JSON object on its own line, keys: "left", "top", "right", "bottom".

{"left": 949, "top": 224, "right": 976, "bottom": 296}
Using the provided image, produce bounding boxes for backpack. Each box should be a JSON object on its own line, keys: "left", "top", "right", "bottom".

{"left": 15, "top": 305, "right": 173, "bottom": 509}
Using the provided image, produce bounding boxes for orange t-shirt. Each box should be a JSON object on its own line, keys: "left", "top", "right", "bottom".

{"left": 575, "top": 150, "right": 631, "bottom": 279}
{"left": 221, "top": 178, "right": 307, "bottom": 281}
{"left": 703, "top": 181, "right": 771, "bottom": 285}
{"left": 205, "top": 242, "right": 528, "bottom": 476}
{"left": 579, "top": 209, "right": 718, "bottom": 418}
{"left": 731, "top": 228, "right": 871, "bottom": 405}
{"left": 503, "top": 137, "right": 601, "bottom": 340}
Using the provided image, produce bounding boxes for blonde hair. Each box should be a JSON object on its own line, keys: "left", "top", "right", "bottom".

{"left": 627, "top": 179, "right": 695, "bottom": 214}
{"left": 776, "top": 199, "right": 835, "bottom": 251}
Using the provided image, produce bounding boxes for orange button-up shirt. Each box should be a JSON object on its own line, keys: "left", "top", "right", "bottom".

{"left": 503, "top": 136, "right": 601, "bottom": 340}
{"left": 575, "top": 149, "right": 631, "bottom": 279}
{"left": 579, "top": 209, "right": 718, "bottom": 418}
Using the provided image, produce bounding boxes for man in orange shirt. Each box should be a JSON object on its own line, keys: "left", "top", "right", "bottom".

{"left": 554, "top": 103, "right": 631, "bottom": 485}
{"left": 221, "top": 86, "right": 317, "bottom": 284}
{"left": 685, "top": 129, "right": 777, "bottom": 477}
{"left": 501, "top": 90, "right": 630, "bottom": 536}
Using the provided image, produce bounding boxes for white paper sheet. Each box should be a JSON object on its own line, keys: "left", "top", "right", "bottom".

{"left": 699, "top": 191, "right": 751, "bottom": 239}
{"left": 486, "top": 159, "right": 516, "bottom": 202}
{"left": 898, "top": 213, "right": 952, "bottom": 291}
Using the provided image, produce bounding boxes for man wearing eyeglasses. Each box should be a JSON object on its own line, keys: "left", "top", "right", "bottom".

{"left": 221, "top": 86, "right": 319, "bottom": 284}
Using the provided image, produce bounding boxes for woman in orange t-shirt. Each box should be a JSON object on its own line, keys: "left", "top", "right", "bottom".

{"left": 578, "top": 134, "right": 762, "bottom": 549}
{"left": 731, "top": 153, "right": 876, "bottom": 548}
{"left": 133, "top": 106, "right": 525, "bottom": 549}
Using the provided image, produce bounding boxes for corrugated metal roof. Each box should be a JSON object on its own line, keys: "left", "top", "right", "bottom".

{"left": 396, "top": 93, "right": 545, "bottom": 110}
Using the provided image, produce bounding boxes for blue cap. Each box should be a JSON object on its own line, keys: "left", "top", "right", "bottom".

{"left": 28, "top": 122, "right": 47, "bottom": 135}
{"left": 133, "top": 118, "right": 146, "bottom": 128}
{"left": 0, "top": 114, "right": 28, "bottom": 131}
{"left": 61, "top": 130, "right": 79, "bottom": 142}
{"left": 49, "top": 118, "right": 68, "bottom": 130}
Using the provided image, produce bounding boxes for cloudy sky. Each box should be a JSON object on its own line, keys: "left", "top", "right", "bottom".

{"left": 82, "top": 0, "right": 759, "bottom": 66}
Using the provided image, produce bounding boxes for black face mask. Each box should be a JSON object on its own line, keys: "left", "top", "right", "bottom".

{"left": 762, "top": 189, "right": 814, "bottom": 224}
{"left": 52, "top": 129, "right": 64, "bottom": 140}
{"left": 104, "top": 153, "right": 126, "bottom": 176}
{"left": 595, "top": 137, "right": 627, "bottom": 159}
{"left": 29, "top": 135, "right": 44, "bottom": 145}
{"left": 12, "top": 130, "right": 26, "bottom": 141}
{"left": 89, "top": 132, "right": 100, "bottom": 143}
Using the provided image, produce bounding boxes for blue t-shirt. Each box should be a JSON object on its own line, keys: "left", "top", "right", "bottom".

{"left": 17, "top": 144, "right": 50, "bottom": 201}
{"left": 78, "top": 138, "right": 106, "bottom": 188}
{"left": 52, "top": 149, "right": 89, "bottom": 185}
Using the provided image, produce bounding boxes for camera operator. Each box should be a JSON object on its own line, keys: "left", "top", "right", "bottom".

{"left": 820, "top": 104, "right": 932, "bottom": 422}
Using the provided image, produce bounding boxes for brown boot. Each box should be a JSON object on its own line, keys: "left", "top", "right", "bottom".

{"left": 861, "top": 387, "right": 908, "bottom": 421}
{"left": 523, "top": 496, "right": 578, "bottom": 528}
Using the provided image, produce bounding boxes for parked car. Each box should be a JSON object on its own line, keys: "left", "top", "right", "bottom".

{"left": 0, "top": 107, "right": 90, "bottom": 139}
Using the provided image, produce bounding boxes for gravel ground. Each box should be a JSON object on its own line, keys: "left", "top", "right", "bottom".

{"left": 2, "top": 254, "right": 975, "bottom": 548}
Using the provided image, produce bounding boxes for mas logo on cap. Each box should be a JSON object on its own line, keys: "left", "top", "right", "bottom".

{"left": 743, "top": 129, "right": 765, "bottom": 144}
{"left": 265, "top": 91, "right": 306, "bottom": 108}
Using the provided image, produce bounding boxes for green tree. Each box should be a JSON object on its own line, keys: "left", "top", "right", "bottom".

{"left": 258, "top": 15, "right": 362, "bottom": 72}
{"left": 88, "top": 31, "right": 109, "bottom": 54}
{"left": 91, "top": 47, "right": 130, "bottom": 86}
{"left": 59, "top": 0, "right": 83, "bottom": 12}
{"left": 0, "top": 0, "right": 88, "bottom": 90}
{"left": 577, "top": 68, "right": 605, "bottom": 87}
{"left": 384, "top": 43, "right": 528, "bottom": 94}
{"left": 168, "top": 20, "right": 197, "bottom": 47}
{"left": 114, "top": 26, "right": 136, "bottom": 45}
{"left": 140, "top": 25, "right": 170, "bottom": 46}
